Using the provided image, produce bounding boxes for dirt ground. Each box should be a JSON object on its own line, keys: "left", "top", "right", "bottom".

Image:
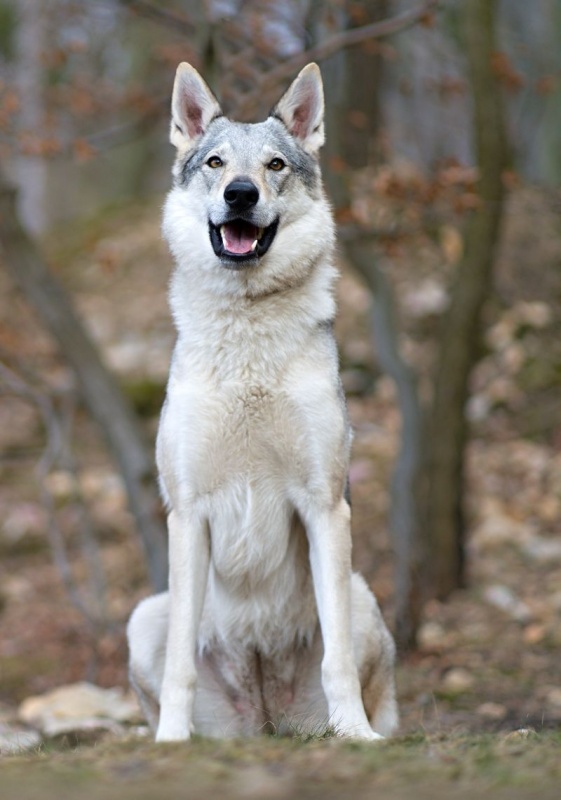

{"left": 2, "top": 732, "right": 561, "bottom": 799}
{"left": 0, "top": 185, "right": 560, "bottom": 790}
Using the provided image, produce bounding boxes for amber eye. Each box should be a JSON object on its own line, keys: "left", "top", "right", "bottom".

{"left": 268, "top": 158, "right": 286, "bottom": 171}
{"left": 207, "top": 156, "right": 223, "bottom": 168}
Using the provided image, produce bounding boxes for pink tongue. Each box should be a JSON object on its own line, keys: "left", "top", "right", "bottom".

{"left": 222, "top": 223, "right": 258, "bottom": 254}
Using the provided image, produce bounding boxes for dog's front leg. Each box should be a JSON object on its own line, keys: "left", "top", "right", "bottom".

{"left": 305, "top": 498, "right": 383, "bottom": 740}
{"left": 156, "top": 508, "right": 209, "bottom": 742}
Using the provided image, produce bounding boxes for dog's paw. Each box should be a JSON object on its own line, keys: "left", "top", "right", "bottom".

{"left": 354, "top": 728, "right": 385, "bottom": 742}
{"left": 155, "top": 715, "right": 192, "bottom": 743}
{"left": 337, "top": 722, "right": 385, "bottom": 742}
{"left": 155, "top": 727, "right": 191, "bottom": 742}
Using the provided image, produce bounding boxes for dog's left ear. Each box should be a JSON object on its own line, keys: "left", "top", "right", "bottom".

{"left": 271, "top": 63, "right": 324, "bottom": 154}
{"left": 170, "top": 62, "right": 222, "bottom": 150}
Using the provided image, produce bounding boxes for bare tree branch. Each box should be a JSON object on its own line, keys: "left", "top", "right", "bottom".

{"left": 345, "top": 241, "right": 425, "bottom": 652}
{"left": 0, "top": 176, "right": 168, "bottom": 591}
{"left": 288, "top": 0, "right": 438, "bottom": 69}
{"left": 236, "top": 0, "right": 440, "bottom": 115}
{"left": 117, "top": 0, "right": 195, "bottom": 36}
{"left": 0, "top": 361, "right": 104, "bottom": 629}
{"left": 1, "top": 2, "right": 440, "bottom": 161}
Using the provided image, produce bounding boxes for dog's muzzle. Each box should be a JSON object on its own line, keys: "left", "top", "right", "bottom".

{"left": 209, "top": 218, "right": 279, "bottom": 268}
{"left": 209, "top": 179, "right": 279, "bottom": 268}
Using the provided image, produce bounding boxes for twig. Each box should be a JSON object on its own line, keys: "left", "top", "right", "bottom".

{"left": 0, "top": 360, "right": 104, "bottom": 630}
{"left": 117, "top": 0, "right": 194, "bottom": 36}
{"left": 338, "top": 223, "right": 416, "bottom": 242}
{"left": 2, "top": 2, "right": 440, "bottom": 158}
{"left": 0, "top": 179, "right": 168, "bottom": 590}
{"left": 344, "top": 241, "right": 425, "bottom": 651}
{"left": 57, "top": 390, "right": 109, "bottom": 626}
{"left": 236, "top": 0, "right": 440, "bottom": 115}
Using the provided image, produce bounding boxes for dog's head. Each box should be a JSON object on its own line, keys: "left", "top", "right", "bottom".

{"left": 163, "top": 62, "right": 333, "bottom": 282}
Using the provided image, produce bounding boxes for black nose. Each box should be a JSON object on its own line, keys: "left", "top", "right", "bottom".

{"left": 224, "top": 180, "right": 259, "bottom": 211}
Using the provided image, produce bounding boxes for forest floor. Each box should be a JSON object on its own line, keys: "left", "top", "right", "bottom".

{"left": 2, "top": 731, "right": 561, "bottom": 799}
{"left": 0, "top": 184, "right": 560, "bottom": 795}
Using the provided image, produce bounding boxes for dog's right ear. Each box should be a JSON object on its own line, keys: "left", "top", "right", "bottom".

{"left": 170, "top": 63, "right": 222, "bottom": 150}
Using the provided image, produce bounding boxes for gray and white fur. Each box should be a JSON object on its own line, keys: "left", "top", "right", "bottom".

{"left": 127, "top": 62, "right": 398, "bottom": 741}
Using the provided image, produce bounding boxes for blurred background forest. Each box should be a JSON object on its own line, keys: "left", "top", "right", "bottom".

{"left": 1, "top": 0, "right": 561, "bottom": 744}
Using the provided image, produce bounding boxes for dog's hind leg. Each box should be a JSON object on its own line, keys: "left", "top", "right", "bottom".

{"left": 127, "top": 592, "right": 168, "bottom": 732}
{"left": 128, "top": 592, "right": 263, "bottom": 738}
{"left": 350, "top": 573, "right": 398, "bottom": 737}
{"left": 286, "top": 573, "right": 398, "bottom": 738}
{"left": 129, "top": 670, "right": 160, "bottom": 732}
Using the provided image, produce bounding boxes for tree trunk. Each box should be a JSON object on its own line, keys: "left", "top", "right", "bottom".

{"left": 15, "top": 0, "right": 48, "bottom": 234}
{"left": 0, "top": 177, "right": 168, "bottom": 591}
{"left": 347, "top": 240, "right": 425, "bottom": 652}
{"left": 421, "top": 0, "right": 508, "bottom": 599}
{"left": 307, "top": 0, "right": 426, "bottom": 649}
{"left": 341, "top": 0, "right": 388, "bottom": 169}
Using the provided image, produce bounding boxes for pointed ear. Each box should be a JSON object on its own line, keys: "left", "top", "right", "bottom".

{"left": 271, "top": 63, "right": 325, "bottom": 154}
{"left": 170, "top": 62, "right": 222, "bottom": 150}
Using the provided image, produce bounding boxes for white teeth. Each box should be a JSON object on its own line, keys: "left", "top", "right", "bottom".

{"left": 219, "top": 224, "right": 263, "bottom": 253}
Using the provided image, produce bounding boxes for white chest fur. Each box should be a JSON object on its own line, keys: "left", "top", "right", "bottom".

{"left": 156, "top": 257, "right": 348, "bottom": 650}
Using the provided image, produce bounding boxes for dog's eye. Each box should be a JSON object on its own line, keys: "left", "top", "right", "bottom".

{"left": 268, "top": 158, "right": 286, "bottom": 172}
{"left": 207, "top": 156, "right": 223, "bottom": 168}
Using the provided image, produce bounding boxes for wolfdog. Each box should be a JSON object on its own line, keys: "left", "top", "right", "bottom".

{"left": 127, "top": 61, "right": 398, "bottom": 741}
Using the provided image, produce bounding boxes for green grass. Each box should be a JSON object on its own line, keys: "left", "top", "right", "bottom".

{"left": 2, "top": 731, "right": 560, "bottom": 800}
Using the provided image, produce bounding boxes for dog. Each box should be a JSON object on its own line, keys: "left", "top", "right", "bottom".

{"left": 127, "top": 61, "right": 398, "bottom": 742}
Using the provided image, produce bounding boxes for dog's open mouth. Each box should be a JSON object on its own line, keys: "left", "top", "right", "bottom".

{"left": 209, "top": 218, "right": 278, "bottom": 267}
